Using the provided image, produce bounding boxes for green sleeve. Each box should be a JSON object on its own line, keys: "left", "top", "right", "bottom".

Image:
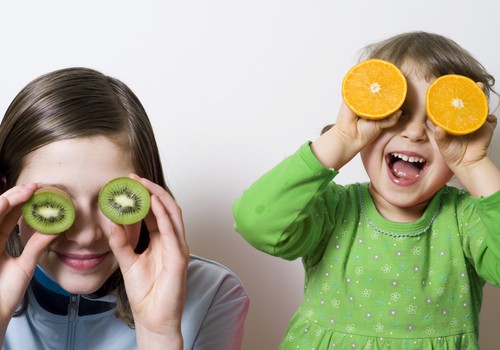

{"left": 466, "top": 190, "right": 500, "bottom": 286}
{"left": 232, "top": 142, "right": 338, "bottom": 261}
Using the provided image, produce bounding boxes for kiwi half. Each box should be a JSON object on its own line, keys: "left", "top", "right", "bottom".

{"left": 22, "top": 187, "right": 76, "bottom": 235}
{"left": 98, "top": 177, "right": 150, "bottom": 225}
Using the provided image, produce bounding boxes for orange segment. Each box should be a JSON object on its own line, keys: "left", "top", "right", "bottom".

{"left": 342, "top": 59, "right": 407, "bottom": 119}
{"left": 426, "top": 74, "right": 488, "bottom": 135}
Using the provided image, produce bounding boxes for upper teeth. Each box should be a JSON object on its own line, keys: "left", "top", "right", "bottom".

{"left": 392, "top": 153, "right": 425, "bottom": 163}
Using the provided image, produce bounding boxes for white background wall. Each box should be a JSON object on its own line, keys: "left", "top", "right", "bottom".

{"left": 2, "top": 1, "right": 500, "bottom": 349}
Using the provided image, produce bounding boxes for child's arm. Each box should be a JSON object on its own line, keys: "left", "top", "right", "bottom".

{"left": 233, "top": 104, "right": 401, "bottom": 260}
{"left": 311, "top": 103, "right": 401, "bottom": 170}
{"left": 233, "top": 142, "right": 337, "bottom": 259}
{"left": 435, "top": 114, "right": 500, "bottom": 197}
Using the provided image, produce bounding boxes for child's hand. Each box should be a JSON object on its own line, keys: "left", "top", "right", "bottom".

{"left": 312, "top": 103, "right": 401, "bottom": 170}
{"left": 434, "top": 114, "right": 500, "bottom": 197}
{"left": 434, "top": 114, "right": 497, "bottom": 171}
{"left": 0, "top": 184, "right": 58, "bottom": 337}
{"left": 335, "top": 102, "right": 402, "bottom": 147}
{"left": 106, "top": 174, "right": 189, "bottom": 349}
{"left": 433, "top": 82, "right": 496, "bottom": 171}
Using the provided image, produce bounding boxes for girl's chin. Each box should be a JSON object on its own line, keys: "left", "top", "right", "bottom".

{"left": 40, "top": 261, "right": 119, "bottom": 295}
{"left": 55, "top": 275, "right": 111, "bottom": 295}
{"left": 370, "top": 181, "right": 424, "bottom": 204}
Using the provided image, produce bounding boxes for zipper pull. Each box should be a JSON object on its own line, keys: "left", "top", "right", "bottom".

{"left": 68, "top": 294, "right": 78, "bottom": 322}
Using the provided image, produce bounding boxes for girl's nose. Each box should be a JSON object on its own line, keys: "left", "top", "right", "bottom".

{"left": 400, "top": 115, "right": 428, "bottom": 143}
{"left": 63, "top": 203, "right": 104, "bottom": 246}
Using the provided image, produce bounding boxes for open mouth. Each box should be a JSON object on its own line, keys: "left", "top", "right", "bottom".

{"left": 386, "top": 152, "right": 427, "bottom": 181}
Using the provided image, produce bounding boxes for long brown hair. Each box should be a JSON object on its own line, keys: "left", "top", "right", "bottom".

{"left": 0, "top": 67, "right": 171, "bottom": 326}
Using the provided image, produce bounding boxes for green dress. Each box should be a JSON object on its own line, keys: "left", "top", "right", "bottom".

{"left": 233, "top": 142, "right": 500, "bottom": 349}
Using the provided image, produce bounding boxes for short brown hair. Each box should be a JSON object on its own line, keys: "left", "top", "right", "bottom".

{"left": 361, "top": 31, "right": 496, "bottom": 99}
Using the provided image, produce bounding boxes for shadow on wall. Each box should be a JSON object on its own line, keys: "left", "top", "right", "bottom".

{"left": 183, "top": 191, "right": 304, "bottom": 350}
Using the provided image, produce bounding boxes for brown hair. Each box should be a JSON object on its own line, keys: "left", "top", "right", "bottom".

{"left": 0, "top": 67, "right": 171, "bottom": 326}
{"left": 361, "top": 31, "right": 496, "bottom": 98}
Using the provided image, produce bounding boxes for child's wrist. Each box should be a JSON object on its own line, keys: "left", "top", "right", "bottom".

{"left": 311, "top": 125, "right": 360, "bottom": 169}
{"left": 135, "top": 322, "right": 183, "bottom": 350}
{"left": 452, "top": 157, "right": 500, "bottom": 197}
{"left": 450, "top": 157, "right": 488, "bottom": 177}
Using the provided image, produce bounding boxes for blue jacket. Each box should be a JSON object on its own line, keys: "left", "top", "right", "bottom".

{"left": 4, "top": 255, "right": 249, "bottom": 350}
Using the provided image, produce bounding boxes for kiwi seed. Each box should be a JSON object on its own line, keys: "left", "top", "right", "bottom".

{"left": 22, "top": 187, "right": 76, "bottom": 235}
{"left": 98, "top": 177, "right": 150, "bottom": 225}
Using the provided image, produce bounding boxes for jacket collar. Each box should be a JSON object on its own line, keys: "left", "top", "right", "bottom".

{"left": 32, "top": 266, "right": 117, "bottom": 316}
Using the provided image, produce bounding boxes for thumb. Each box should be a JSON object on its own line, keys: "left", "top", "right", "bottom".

{"left": 106, "top": 222, "right": 137, "bottom": 272}
{"left": 19, "top": 233, "right": 59, "bottom": 270}
{"left": 377, "top": 110, "right": 402, "bottom": 129}
{"left": 433, "top": 125, "right": 449, "bottom": 143}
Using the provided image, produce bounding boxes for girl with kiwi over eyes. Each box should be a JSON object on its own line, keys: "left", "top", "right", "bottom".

{"left": 0, "top": 67, "right": 249, "bottom": 350}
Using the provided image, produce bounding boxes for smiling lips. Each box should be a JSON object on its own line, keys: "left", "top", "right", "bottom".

{"left": 56, "top": 252, "right": 109, "bottom": 271}
{"left": 386, "top": 152, "right": 427, "bottom": 185}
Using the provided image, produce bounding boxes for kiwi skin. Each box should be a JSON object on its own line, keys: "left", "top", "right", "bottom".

{"left": 98, "top": 177, "right": 151, "bottom": 225}
{"left": 22, "top": 187, "right": 76, "bottom": 235}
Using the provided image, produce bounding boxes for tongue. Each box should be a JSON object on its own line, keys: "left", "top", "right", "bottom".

{"left": 391, "top": 160, "right": 421, "bottom": 179}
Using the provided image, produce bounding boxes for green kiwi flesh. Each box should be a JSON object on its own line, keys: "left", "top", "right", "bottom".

{"left": 22, "top": 187, "right": 76, "bottom": 235}
{"left": 98, "top": 177, "right": 150, "bottom": 225}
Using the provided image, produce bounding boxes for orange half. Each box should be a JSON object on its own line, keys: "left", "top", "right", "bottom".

{"left": 426, "top": 74, "right": 488, "bottom": 135}
{"left": 342, "top": 59, "right": 407, "bottom": 119}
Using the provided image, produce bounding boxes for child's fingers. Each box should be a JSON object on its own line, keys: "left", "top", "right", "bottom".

{"left": 105, "top": 174, "right": 188, "bottom": 273}
{"left": 17, "top": 233, "right": 59, "bottom": 269}
{"left": 128, "top": 174, "right": 186, "bottom": 246}
{"left": 0, "top": 184, "right": 38, "bottom": 221}
{"left": 432, "top": 125, "right": 454, "bottom": 153}
{"left": 0, "top": 184, "right": 38, "bottom": 248}
{"left": 338, "top": 102, "right": 359, "bottom": 121}
{"left": 0, "top": 196, "right": 13, "bottom": 247}
{"left": 376, "top": 110, "right": 402, "bottom": 129}
{"left": 433, "top": 125, "right": 448, "bottom": 141}
{"left": 149, "top": 194, "right": 189, "bottom": 260}
{"left": 106, "top": 222, "right": 137, "bottom": 272}
{"left": 150, "top": 191, "right": 187, "bottom": 249}
{"left": 486, "top": 114, "right": 497, "bottom": 128}
{"left": 0, "top": 183, "right": 38, "bottom": 198}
